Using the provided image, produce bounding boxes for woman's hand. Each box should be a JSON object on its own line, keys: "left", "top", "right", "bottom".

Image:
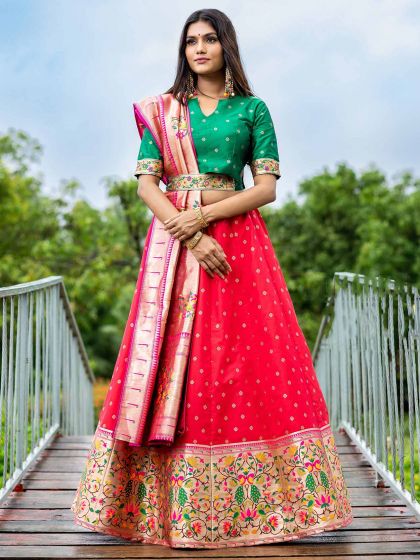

{"left": 188, "top": 233, "right": 232, "bottom": 280}
{"left": 162, "top": 208, "right": 202, "bottom": 241}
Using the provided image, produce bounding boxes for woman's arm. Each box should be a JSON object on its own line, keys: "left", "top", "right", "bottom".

{"left": 201, "top": 174, "right": 277, "bottom": 224}
{"left": 137, "top": 175, "right": 180, "bottom": 223}
{"left": 138, "top": 175, "right": 232, "bottom": 280}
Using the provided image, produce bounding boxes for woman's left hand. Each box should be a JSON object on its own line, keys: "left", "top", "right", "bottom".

{"left": 163, "top": 209, "right": 203, "bottom": 241}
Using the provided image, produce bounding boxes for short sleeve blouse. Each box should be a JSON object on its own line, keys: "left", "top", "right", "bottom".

{"left": 134, "top": 95, "right": 281, "bottom": 191}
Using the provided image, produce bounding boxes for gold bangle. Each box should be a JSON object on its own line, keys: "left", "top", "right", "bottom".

{"left": 184, "top": 230, "right": 203, "bottom": 250}
{"left": 188, "top": 230, "right": 203, "bottom": 249}
{"left": 193, "top": 206, "right": 209, "bottom": 228}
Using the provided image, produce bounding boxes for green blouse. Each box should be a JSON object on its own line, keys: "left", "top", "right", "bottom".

{"left": 134, "top": 95, "right": 281, "bottom": 191}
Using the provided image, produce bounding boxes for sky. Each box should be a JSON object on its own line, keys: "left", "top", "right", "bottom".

{"left": 1, "top": 0, "right": 419, "bottom": 209}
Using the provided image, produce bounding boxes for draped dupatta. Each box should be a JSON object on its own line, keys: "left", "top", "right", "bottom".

{"left": 99, "top": 94, "right": 203, "bottom": 447}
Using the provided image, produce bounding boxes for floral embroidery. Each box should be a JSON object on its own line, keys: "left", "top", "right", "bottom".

{"left": 178, "top": 290, "right": 198, "bottom": 319}
{"left": 154, "top": 363, "right": 175, "bottom": 407}
{"left": 250, "top": 158, "right": 281, "bottom": 178}
{"left": 71, "top": 424, "right": 353, "bottom": 548}
{"left": 166, "top": 173, "right": 235, "bottom": 191}
{"left": 135, "top": 158, "right": 163, "bottom": 178}
{"left": 171, "top": 115, "right": 189, "bottom": 139}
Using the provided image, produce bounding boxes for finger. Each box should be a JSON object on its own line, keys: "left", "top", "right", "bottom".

{"left": 207, "top": 254, "right": 226, "bottom": 279}
{"left": 167, "top": 224, "right": 179, "bottom": 235}
{"left": 200, "top": 261, "right": 214, "bottom": 278}
{"left": 210, "top": 251, "right": 231, "bottom": 274}
{"left": 212, "top": 239, "right": 227, "bottom": 257}
{"left": 205, "top": 258, "right": 217, "bottom": 271}
{"left": 163, "top": 214, "right": 178, "bottom": 225}
{"left": 211, "top": 241, "right": 232, "bottom": 271}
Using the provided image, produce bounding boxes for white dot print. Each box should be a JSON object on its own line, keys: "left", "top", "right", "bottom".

{"left": 104, "top": 131, "right": 335, "bottom": 478}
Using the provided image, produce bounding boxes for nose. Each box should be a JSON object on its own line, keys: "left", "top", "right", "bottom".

{"left": 196, "top": 39, "right": 207, "bottom": 53}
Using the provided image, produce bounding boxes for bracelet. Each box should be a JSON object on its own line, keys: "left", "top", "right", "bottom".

{"left": 183, "top": 230, "right": 203, "bottom": 250}
{"left": 193, "top": 205, "right": 209, "bottom": 228}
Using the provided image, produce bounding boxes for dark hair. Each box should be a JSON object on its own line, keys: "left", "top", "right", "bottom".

{"left": 164, "top": 8, "right": 255, "bottom": 106}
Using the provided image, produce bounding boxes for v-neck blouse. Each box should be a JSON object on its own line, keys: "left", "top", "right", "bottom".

{"left": 134, "top": 95, "right": 281, "bottom": 191}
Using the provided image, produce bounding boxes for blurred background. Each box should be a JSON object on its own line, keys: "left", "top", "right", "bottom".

{"left": 1, "top": 0, "right": 419, "bottom": 413}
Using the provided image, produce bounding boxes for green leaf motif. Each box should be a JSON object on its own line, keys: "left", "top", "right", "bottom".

{"left": 320, "top": 470, "right": 329, "bottom": 488}
{"left": 137, "top": 482, "right": 147, "bottom": 502}
{"left": 179, "top": 487, "right": 188, "bottom": 507}
{"left": 250, "top": 484, "right": 261, "bottom": 504}
{"left": 306, "top": 473, "right": 316, "bottom": 492}
{"left": 235, "top": 485, "right": 245, "bottom": 505}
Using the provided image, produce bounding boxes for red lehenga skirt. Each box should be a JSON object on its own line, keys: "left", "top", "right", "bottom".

{"left": 70, "top": 190, "right": 353, "bottom": 548}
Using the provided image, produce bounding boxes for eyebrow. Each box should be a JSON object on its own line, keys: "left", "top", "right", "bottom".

{"left": 186, "top": 32, "right": 217, "bottom": 39}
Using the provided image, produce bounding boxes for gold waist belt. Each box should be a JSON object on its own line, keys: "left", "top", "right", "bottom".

{"left": 166, "top": 173, "right": 235, "bottom": 191}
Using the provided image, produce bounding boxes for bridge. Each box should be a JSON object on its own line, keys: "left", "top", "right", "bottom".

{"left": 0, "top": 273, "right": 419, "bottom": 558}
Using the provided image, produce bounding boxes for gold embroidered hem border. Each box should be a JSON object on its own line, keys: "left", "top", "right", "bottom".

{"left": 166, "top": 173, "right": 236, "bottom": 191}
{"left": 70, "top": 423, "right": 353, "bottom": 548}
{"left": 250, "top": 158, "right": 281, "bottom": 178}
{"left": 134, "top": 158, "right": 163, "bottom": 178}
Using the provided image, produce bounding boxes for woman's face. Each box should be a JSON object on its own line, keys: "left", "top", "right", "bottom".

{"left": 185, "top": 20, "right": 224, "bottom": 76}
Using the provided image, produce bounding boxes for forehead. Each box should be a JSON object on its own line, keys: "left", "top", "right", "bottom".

{"left": 186, "top": 21, "right": 217, "bottom": 37}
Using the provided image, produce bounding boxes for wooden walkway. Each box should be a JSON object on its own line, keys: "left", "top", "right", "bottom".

{"left": 0, "top": 430, "right": 420, "bottom": 558}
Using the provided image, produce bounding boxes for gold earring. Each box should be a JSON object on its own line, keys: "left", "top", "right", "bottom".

{"left": 224, "top": 65, "right": 235, "bottom": 97}
{"left": 186, "top": 70, "right": 196, "bottom": 98}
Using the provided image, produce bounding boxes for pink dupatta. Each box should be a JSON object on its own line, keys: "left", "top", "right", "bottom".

{"left": 98, "top": 93, "right": 202, "bottom": 447}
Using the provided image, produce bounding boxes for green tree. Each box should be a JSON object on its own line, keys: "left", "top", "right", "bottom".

{"left": 1, "top": 129, "right": 418, "bottom": 374}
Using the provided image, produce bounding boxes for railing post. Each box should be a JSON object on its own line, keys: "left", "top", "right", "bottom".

{"left": 313, "top": 272, "right": 420, "bottom": 519}
{"left": 0, "top": 276, "right": 95, "bottom": 504}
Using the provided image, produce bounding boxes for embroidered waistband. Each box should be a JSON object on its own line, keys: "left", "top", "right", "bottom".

{"left": 166, "top": 173, "right": 235, "bottom": 191}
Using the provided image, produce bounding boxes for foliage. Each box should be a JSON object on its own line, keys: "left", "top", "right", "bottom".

{"left": 262, "top": 162, "right": 420, "bottom": 344}
{"left": 1, "top": 130, "right": 419, "bottom": 377}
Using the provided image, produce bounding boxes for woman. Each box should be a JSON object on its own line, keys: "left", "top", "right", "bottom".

{"left": 71, "top": 8, "right": 353, "bottom": 549}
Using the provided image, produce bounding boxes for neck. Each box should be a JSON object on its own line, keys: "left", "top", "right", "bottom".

{"left": 196, "top": 71, "right": 225, "bottom": 98}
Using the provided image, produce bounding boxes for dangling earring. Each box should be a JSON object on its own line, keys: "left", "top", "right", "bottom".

{"left": 224, "top": 64, "right": 235, "bottom": 97}
{"left": 186, "top": 70, "right": 196, "bottom": 99}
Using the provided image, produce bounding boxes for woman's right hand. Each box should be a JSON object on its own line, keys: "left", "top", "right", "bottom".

{"left": 189, "top": 233, "right": 232, "bottom": 280}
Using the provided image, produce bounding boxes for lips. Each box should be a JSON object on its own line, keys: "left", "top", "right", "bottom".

{"left": 195, "top": 58, "right": 210, "bottom": 62}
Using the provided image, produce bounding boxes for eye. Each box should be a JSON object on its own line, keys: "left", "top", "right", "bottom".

{"left": 186, "top": 36, "right": 218, "bottom": 45}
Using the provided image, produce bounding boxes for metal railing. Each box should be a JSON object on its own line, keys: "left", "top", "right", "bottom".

{"left": 0, "top": 276, "right": 95, "bottom": 503}
{"left": 313, "top": 271, "right": 420, "bottom": 517}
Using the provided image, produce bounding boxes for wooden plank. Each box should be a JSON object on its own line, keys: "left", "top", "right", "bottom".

{"left": 17, "top": 480, "right": 82, "bottom": 490}
{"left": 44, "top": 443, "right": 91, "bottom": 450}
{"left": 1, "top": 531, "right": 420, "bottom": 546}
{"left": 53, "top": 436, "right": 94, "bottom": 442}
{"left": 1, "top": 542, "right": 420, "bottom": 558}
{"left": 23, "top": 472, "right": 88, "bottom": 480}
{"left": 38, "top": 450, "right": 91, "bottom": 458}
